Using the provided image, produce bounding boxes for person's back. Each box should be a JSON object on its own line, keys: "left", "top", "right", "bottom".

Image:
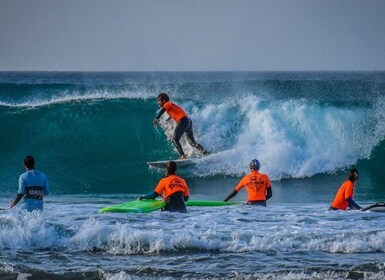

{"left": 155, "top": 174, "right": 189, "bottom": 213}
{"left": 139, "top": 161, "right": 189, "bottom": 213}
{"left": 10, "top": 155, "right": 49, "bottom": 212}
{"left": 329, "top": 168, "right": 361, "bottom": 211}
{"left": 19, "top": 169, "right": 49, "bottom": 211}
{"left": 330, "top": 180, "right": 353, "bottom": 210}
{"left": 239, "top": 171, "right": 271, "bottom": 203}
{"left": 224, "top": 159, "right": 272, "bottom": 206}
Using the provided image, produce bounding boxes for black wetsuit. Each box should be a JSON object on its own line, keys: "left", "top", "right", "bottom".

{"left": 162, "top": 191, "right": 188, "bottom": 213}
{"left": 173, "top": 116, "right": 208, "bottom": 157}
{"left": 140, "top": 191, "right": 189, "bottom": 213}
{"left": 156, "top": 107, "right": 208, "bottom": 157}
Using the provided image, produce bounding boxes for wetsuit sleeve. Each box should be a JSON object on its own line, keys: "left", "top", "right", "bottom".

{"left": 139, "top": 192, "right": 160, "bottom": 200}
{"left": 347, "top": 198, "right": 361, "bottom": 210}
{"left": 265, "top": 187, "right": 272, "bottom": 200}
{"left": 224, "top": 190, "right": 238, "bottom": 202}
{"left": 18, "top": 175, "right": 26, "bottom": 194}
{"left": 184, "top": 195, "right": 189, "bottom": 202}
{"left": 10, "top": 193, "right": 24, "bottom": 207}
{"left": 155, "top": 108, "right": 166, "bottom": 120}
{"left": 11, "top": 175, "right": 27, "bottom": 207}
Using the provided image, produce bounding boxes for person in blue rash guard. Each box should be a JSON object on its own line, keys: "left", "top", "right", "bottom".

{"left": 9, "top": 155, "right": 49, "bottom": 212}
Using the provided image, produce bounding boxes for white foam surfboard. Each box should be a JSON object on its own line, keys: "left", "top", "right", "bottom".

{"left": 362, "top": 202, "right": 385, "bottom": 212}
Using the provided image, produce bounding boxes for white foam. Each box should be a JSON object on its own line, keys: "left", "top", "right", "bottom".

{"left": 0, "top": 89, "right": 154, "bottom": 108}
{"left": 1, "top": 201, "right": 385, "bottom": 280}
{"left": 170, "top": 95, "right": 385, "bottom": 179}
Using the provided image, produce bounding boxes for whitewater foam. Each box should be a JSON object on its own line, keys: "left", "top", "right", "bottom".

{"left": 160, "top": 95, "right": 385, "bottom": 179}
{"left": 0, "top": 89, "right": 154, "bottom": 108}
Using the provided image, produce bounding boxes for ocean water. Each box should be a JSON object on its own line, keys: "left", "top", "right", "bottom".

{"left": 0, "top": 71, "right": 385, "bottom": 279}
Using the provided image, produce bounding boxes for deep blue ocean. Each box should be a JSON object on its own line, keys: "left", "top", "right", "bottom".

{"left": 0, "top": 72, "right": 385, "bottom": 279}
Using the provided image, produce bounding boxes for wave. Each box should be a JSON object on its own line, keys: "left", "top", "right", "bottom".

{"left": 0, "top": 88, "right": 153, "bottom": 108}
{"left": 1, "top": 72, "right": 385, "bottom": 194}
{"left": 170, "top": 95, "right": 385, "bottom": 179}
{"left": 0, "top": 95, "right": 385, "bottom": 194}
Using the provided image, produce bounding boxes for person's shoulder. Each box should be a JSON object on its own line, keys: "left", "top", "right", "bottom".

{"left": 34, "top": 169, "right": 48, "bottom": 178}
{"left": 170, "top": 174, "right": 184, "bottom": 180}
{"left": 255, "top": 171, "right": 270, "bottom": 180}
{"left": 177, "top": 175, "right": 187, "bottom": 182}
{"left": 159, "top": 176, "right": 168, "bottom": 182}
{"left": 170, "top": 174, "right": 187, "bottom": 182}
{"left": 19, "top": 171, "right": 28, "bottom": 179}
{"left": 34, "top": 169, "right": 45, "bottom": 174}
{"left": 341, "top": 179, "right": 353, "bottom": 186}
{"left": 163, "top": 101, "right": 172, "bottom": 109}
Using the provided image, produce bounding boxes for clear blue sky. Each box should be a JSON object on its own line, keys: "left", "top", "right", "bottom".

{"left": 1, "top": 0, "right": 385, "bottom": 71}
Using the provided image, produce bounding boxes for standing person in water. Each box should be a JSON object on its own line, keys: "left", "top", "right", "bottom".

{"left": 138, "top": 161, "right": 190, "bottom": 213}
{"left": 329, "top": 168, "right": 362, "bottom": 210}
{"left": 223, "top": 159, "right": 272, "bottom": 206}
{"left": 153, "top": 92, "right": 209, "bottom": 159}
{"left": 9, "top": 155, "right": 49, "bottom": 212}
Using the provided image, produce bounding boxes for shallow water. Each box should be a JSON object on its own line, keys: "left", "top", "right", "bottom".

{"left": 1, "top": 195, "right": 385, "bottom": 279}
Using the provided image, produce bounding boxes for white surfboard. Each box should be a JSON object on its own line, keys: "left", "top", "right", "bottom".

{"left": 362, "top": 202, "right": 385, "bottom": 212}
{"left": 147, "top": 158, "right": 199, "bottom": 168}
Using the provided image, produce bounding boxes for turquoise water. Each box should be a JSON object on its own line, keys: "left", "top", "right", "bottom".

{"left": 0, "top": 72, "right": 385, "bottom": 279}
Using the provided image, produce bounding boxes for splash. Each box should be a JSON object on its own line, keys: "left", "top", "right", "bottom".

{"left": 160, "top": 95, "right": 385, "bottom": 179}
{"left": 0, "top": 88, "right": 154, "bottom": 108}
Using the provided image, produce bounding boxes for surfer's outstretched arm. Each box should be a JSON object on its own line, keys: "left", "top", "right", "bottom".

{"left": 138, "top": 192, "right": 159, "bottom": 200}
{"left": 224, "top": 190, "right": 238, "bottom": 202}
{"left": 347, "top": 197, "right": 362, "bottom": 210}
{"left": 153, "top": 108, "right": 166, "bottom": 126}
{"left": 9, "top": 193, "right": 24, "bottom": 208}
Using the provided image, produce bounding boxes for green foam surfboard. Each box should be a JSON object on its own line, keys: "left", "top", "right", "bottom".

{"left": 99, "top": 199, "right": 166, "bottom": 213}
{"left": 99, "top": 199, "right": 239, "bottom": 213}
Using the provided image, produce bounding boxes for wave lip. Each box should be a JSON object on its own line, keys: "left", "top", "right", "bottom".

{"left": 0, "top": 88, "right": 154, "bottom": 108}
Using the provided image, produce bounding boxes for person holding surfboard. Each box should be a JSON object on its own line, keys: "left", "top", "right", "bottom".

{"left": 223, "top": 159, "right": 272, "bottom": 206}
{"left": 138, "top": 161, "right": 190, "bottom": 213}
{"left": 153, "top": 93, "right": 209, "bottom": 159}
{"left": 329, "top": 168, "right": 362, "bottom": 211}
{"left": 9, "top": 155, "right": 49, "bottom": 212}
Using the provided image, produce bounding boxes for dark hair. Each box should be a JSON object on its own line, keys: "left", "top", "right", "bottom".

{"left": 24, "top": 155, "right": 35, "bottom": 169}
{"left": 348, "top": 168, "right": 359, "bottom": 181}
{"left": 166, "top": 161, "right": 177, "bottom": 176}
{"left": 157, "top": 93, "right": 170, "bottom": 102}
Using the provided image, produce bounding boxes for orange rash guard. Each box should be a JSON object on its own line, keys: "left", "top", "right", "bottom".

{"left": 331, "top": 180, "right": 354, "bottom": 210}
{"left": 235, "top": 170, "right": 271, "bottom": 201}
{"left": 163, "top": 101, "right": 188, "bottom": 123}
{"left": 154, "top": 175, "right": 190, "bottom": 199}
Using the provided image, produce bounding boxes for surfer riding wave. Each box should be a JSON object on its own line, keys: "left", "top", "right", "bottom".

{"left": 153, "top": 93, "right": 209, "bottom": 159}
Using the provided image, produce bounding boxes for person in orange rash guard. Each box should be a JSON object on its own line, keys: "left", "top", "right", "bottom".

{"left": 329, "top": 168, "right": 362, "bottom": 210}
{"left": 223, "top": 159, "right": 272, "bottom": 206}
{"left": 153, "top": 93, "right": 209, "bottom": 159}
{"left": 138, "top": 161, "right": 190, "bottom": 213}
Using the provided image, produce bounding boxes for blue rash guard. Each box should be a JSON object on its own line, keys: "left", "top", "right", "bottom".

{"left": 17, "top": 169, "right": 49, "bottom": 211}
